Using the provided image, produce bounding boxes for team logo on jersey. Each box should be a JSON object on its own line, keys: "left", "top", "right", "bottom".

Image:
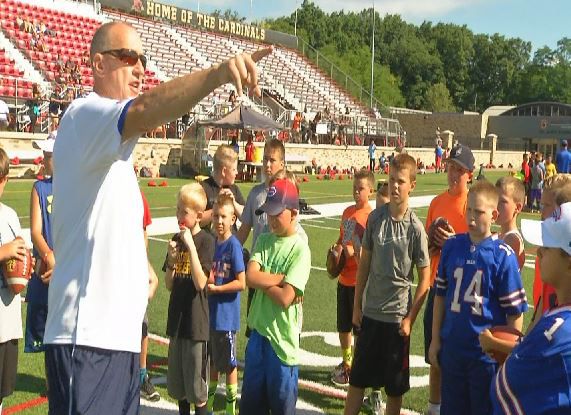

{"left": 267, "top": 186, "right": 277, "bottom": 197}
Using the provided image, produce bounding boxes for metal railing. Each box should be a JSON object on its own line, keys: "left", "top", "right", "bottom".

{"left": 295, "top": 38, "right": 390, "bottom": 116}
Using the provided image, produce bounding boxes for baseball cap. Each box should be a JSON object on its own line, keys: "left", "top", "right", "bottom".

{"left": 445, "top": 144, "right": 475, "bottom": 171}
{"left": 33, "top": 130, "right": 56, "bottom": 153}
{"left": 521, "top": 202, "right": 571, "bottom": 256}
{"left": 255, "top": 178, "right": 299, "bottom": 216}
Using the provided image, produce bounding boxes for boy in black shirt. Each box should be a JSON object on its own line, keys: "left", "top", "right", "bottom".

{"left": 165, "top": 183, "right": 215, "bottom": 415}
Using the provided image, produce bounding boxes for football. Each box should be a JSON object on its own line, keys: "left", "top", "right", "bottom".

{"left": 3, "top": 247, "right": 33, "bottom": 295}
{"left": 326, "top": 244, "right": 346, "bottom": 279}
{"left": 428, "top": 217, "right": 451, "bottom": 249}
{"left": 489, "top": 325, "right": 523, "bottom": 365}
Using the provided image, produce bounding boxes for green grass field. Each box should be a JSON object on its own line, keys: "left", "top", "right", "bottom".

{"left": 2, "top": 170, "right": 539, "bottom": 414}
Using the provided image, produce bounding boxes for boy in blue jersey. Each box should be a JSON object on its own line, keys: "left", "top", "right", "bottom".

{"left": 490, "top": 199, "right": 571, "bottom": 414}
{"left": 24, "top": 134, "right": 55, "bottom": 394}
{"left": 206, "top": 194, "right": 245, "bottom": 415}
{"left": 429, "top": 180, "right": 528, "bottom": 415}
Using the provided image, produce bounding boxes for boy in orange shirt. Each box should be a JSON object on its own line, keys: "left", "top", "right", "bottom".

{"left": 423, "top": 144, "right": 474, "bottom": 415}
{"left": 330, "top": 169, "right": 374, "bottom": 387}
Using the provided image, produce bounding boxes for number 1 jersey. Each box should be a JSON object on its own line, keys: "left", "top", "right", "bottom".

{"left": 436, "top": 233, "right": 528, "bottom": 359}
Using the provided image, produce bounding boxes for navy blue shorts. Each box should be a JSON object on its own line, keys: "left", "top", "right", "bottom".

{"left": 440, "top": 344, "right": 496, "bottom": 415}
{"left": 239, "top": 330, "right": 298, "bottom": 415}
{"left": 25, "top": 302, "right": 48, "bottom": 353}
{"left": 423, "top": 287, "right": 436, "bottom": 364}
{"left": 45, "top": 344, "right": 140, "bottom": 415}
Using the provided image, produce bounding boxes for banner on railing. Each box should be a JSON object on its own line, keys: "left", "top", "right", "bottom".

{"left": 99, "top": 0, "right": 298, "bottom": 47}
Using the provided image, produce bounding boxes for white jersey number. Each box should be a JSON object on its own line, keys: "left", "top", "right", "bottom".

{"left": 451, "top": 267, "right": 483, "bottom": 316}
{"left": 544, "top": 317, "right": 565, "bottom": 342}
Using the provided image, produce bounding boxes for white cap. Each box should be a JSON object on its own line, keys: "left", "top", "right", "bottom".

{"left": 33, "top": 130, "right": 56, "bottom": 153}
{"left": 521, "top": 202, "right": 571, "bottom": 255}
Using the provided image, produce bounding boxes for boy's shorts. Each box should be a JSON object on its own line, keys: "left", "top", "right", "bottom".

{"left": 239, "top": 330, "right": 298, "bottom": 415}
{"left": 423, "top": 287, "right": 436, "bottom": 364}
{"left": 440, "top": 344, "right": 496, "bottom": 415}
{"left": 0, "top": 339, "right": 18, "bottom": 399}
{"left": 350, "top": 316, "right": 410, "bottom": 397}
{"left": 25, "top": 301, "right": 48, "bottom": 353}
{"left": 45, "top": 344, "right": 139, "bottom": 415}
{"left": 167, "top": 337, "right": 208, "bottom": 404}
{"left": 337, "top": 283, "right": 355, "bottom": 333}
{"left": 209, "top": 330, "right": 237, "bottom": 373}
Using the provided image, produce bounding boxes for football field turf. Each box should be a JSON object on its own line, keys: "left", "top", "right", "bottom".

{"left": 3, "top": 170, "right": 539, "bottom": 414}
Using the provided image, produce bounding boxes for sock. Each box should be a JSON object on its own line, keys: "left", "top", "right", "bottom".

{"left": 178, "top": 399, "right": 191, "bottom": 415}
{"left": 195, "top": 404, "right": 208, "bottom": 415}
{"left": 225, "top": 383, "right": 238, "bottom": 415}
{"left": 207, "top": 380, "right": 218, "bottom": 412}
{"left": 428, "top": 402, "right": 441, "bottom": 414}
{"left": 139, "top": 367, "right": 147, "bottom": 385}
{"left": 342, "top": 347, "right": 352, "bottom": 366}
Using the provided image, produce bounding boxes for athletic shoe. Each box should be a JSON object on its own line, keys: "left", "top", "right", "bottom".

{"left": 141, "top": 374, "right": 160, "bottom": 402}
{"left": 363, "top": 391, "right": 384, "bottom": 415}
{"left": 330, "top": 362, "right": 351, "bottom": 387}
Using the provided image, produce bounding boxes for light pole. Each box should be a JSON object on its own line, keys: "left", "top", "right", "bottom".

{"left": 370, "top": 0, "right": 375, "bottom": 109}
{"left": 294, "top": 0, "right": 299, "bottom": 37}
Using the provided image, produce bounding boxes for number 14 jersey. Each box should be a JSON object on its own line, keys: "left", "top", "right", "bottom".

{"left": 436, "top": 233, "right": 528, "bottom": 359}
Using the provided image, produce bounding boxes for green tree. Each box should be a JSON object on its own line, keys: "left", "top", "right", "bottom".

{"left": 424, "top": 82, "right": 456, "bottom": 112}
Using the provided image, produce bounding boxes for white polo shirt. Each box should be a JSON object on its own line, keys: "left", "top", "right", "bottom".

{"left": 44, "top": 92, "right": 148, "bottom": 353}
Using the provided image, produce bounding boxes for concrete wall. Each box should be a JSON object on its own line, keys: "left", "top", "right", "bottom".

{"left": 394, "top": 113, "right": 482, "bottom": 149}
{"left": 0, "top": 133, "right": 523, "bottom": 179}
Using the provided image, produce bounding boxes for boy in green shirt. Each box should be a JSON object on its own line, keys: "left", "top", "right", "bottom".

{"left": 239, "top": 178, "right": 311, "bottom": 414}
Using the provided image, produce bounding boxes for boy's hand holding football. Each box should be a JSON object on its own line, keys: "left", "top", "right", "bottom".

{"left": 1, "top": 237, "right": 27, "bottom": 262}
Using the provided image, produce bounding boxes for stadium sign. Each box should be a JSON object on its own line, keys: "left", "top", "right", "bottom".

{"left": 100, "top": 0, "right": 269, "bottom": 41}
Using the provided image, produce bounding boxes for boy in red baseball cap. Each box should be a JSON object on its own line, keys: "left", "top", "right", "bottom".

{"left": 240, "top": 178, "right": 311, "bottom": 414}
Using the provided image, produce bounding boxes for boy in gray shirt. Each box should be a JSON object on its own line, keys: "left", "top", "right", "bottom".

{"left": 344, "top": 153, "right": 431, "bottom": 415}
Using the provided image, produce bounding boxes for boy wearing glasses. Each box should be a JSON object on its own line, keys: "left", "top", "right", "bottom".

{"left": 44, "top": 21, "right": 271, "bottom": 414}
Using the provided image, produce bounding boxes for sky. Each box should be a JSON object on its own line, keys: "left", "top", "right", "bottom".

{"left": 168, "top": 0, "right": 569, "bottom": 52}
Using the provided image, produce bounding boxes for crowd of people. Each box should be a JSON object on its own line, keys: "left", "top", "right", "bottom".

{"left": 3, "top": 20, "right": 571, "bottom": 415}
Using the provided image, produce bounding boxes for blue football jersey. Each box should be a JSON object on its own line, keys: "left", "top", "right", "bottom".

{"left": 436, "top": 234, "right": 528, "bottom": 359}
{"left": 492, "top": 306, "right": 571, "bottom": 414}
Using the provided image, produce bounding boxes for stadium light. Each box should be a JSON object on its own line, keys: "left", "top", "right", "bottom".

{"left": 370, "top": 0, "right": 375, "bottom": 108}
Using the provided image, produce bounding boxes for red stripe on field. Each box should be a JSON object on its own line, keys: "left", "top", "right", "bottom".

{"left": 4, "top": 396, "right": 47, "bottom": 414}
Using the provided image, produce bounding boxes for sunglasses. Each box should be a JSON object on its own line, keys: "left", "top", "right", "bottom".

{"left": 100, "top": 48, "right": 147, "bottom": 70}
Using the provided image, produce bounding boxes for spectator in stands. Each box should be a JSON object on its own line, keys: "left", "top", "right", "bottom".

{"left": 22, "top": 17, "right": 34, "bottom": 33}
{"left": 49, "top": 86, "right": 63, "bottom": 131}
{"left": 43, "top": 21, "right": 270, "bottom": 415}
{"left": 301, "top": 111, "right": 309, "bottom": 143}
{"left": 292, "top": 111, "right": 302, "bottom": 143}
{"left": 311, "top": 111, "right": 322, "bottom": 143}
{"left": 36, "top": 34, "right": 49, "bottom": 53}
{"left": 81, "top": 50, "right": 90, "bottom": 66}
{"left": 55, "top": 54, "right": 65, "bottom": 72}
{"left": 228, "top": 90, "right": 237, "bottom": 108}
{"left": 39, "top": 21, "right": 56, "bottom": 37}
{"left": 75, "top": 85, "right": 87, "bottom": 99}
{"left": 65, "top": 58, "right": 77, "bottom": 74}
{"left": 323, "top": 105, "right": 331, "bottom": 119}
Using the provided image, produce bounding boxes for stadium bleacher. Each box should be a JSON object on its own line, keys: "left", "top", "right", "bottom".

{"left": 0, "top": 0, "right": 381, "bottom": 134}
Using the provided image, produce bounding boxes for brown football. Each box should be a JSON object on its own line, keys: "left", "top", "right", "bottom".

{"left": 326, "top": 244, "right": 346, "bottom": 279}
{"left": 428, "top": 217, "right": 450, "bottom": 249}
{"left": 3, "top": 248, "right": 33, "bottom": 295}
{"left": 489, "top": 325, "right": 523, "bottom": 365}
